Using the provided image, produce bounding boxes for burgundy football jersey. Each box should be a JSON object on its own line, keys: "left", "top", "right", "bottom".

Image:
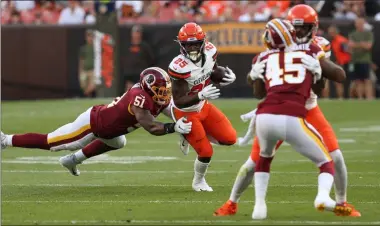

{"left": 256, "top": 43, "right": 325, "bottom": 118}
{"left": 90, "top": 84, "right": 168, "bottom": 139}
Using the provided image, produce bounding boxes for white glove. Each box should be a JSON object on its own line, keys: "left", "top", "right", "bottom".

{"left": 249, "top": 59, "right": 267, "bottom": 81}
{"left": 198, "top": 84, "right": 220, "bottom": 100}
{"left": 174, "top": 117, "right": 192, "bottom": 134}
{"left": 220, "top": 66, "right": 236, "bottom": 86}
{"left": 301, "top": 54, "right": 322, "bottom": 83}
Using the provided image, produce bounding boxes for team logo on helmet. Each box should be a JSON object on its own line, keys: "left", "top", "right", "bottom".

{"left": 140, "top": 67, "right": 172, "bottom": 105}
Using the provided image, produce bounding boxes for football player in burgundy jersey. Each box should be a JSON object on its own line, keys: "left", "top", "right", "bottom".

{"left": 1, "top": 67, "right": 192, "bottom": 176}
{"left": 214, "top": 19, "right": 352, "bottom": 219}
{"left": 215, "top": 5, "right": 360, "bottom": 218}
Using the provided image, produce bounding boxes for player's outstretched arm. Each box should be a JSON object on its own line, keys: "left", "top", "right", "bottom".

{"left": 161, "top": 105, "right": 173, "bottom": 119}
{"left": 132, "top": 105, "right": 191, "bottom": 136}
{"left": 320, "top": 58, "right": 346, "bottom": 83}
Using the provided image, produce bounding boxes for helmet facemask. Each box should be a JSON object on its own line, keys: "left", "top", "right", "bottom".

{"left": 293, "top": 23, "right": 317, "bottom": 43}
{"left": 143, "top": 74, "right": 172, "bottom": 106}
{"left": 179, "top": 39, "right": 205, "bottom": 62}
{"left": 151, "top": 85, "right": 172, "bottom": 105}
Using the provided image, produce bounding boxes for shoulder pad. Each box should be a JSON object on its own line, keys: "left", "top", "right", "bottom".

{"left": 309, "top": 42, "right": 325, "bottom": 60}
{"left": 313, "top": 36, "right": 331, "bottom": 55}
{"left": 168, "top": 55, "right": 191, "bottom": 79}
{"left": 130, "top": 88, "right": 154, "bottom": 110}
{"left": 204, "top": 41, "right": 218, "bottom": 61}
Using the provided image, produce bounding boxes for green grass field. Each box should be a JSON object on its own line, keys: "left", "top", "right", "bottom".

{"left": 1, "top": 99, "right": 380, "bottom": 225}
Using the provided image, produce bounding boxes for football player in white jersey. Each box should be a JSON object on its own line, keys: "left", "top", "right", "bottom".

{"left": 214, "top": 5, "right": 360, "bottom": 217}
{"left": 168, "top": 22, "right": 237, "bottom": 192}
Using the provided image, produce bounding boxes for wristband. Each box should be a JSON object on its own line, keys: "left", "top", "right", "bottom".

{"left": 164, "top": 123, "right": 175, "bottom": 134}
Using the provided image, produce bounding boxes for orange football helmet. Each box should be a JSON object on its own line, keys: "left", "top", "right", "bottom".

{"left": 262, "top": 19, "right": 296, "bottom": 50}
{"left": 286, "top": 4, "right": 318, "bottom": 43}
{"left": 176, "top": 22, "right": 206, "bottom": 62}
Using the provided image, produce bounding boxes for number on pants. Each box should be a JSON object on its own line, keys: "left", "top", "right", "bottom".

{"left": 265, "top": 52, "right": 306, "bottom": 87}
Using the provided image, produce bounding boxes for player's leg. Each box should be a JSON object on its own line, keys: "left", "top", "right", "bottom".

{"left": 214, "top": 156, "right": 255, "bottom": 216}
{"left": 202, "top": 103, "right": 237, "bottom": 146}
{"left": 1, "top": 107, "right": 95, "bottom": 151}
{"left": 59, "top": 136, "right": 126, "bottom": 176}
{"left": 286, "top": 117, "right": 352, "bottom": 216}
{"left": 173, "top": 108, "right": 213, "bottom": 192}
{"left": 214, "top": 133, "right": 284, "bottom": 216}
{"left": 306, "top": 106, "right": 360, "bottom": 216}
{"left": 252, "top": 114, "right": 282, "bottom": 220}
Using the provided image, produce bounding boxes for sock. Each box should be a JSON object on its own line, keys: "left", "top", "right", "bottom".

{"left": 11, "top": 133, "right": 50, "bottom": 150}
{"left": 5, "top": 135, "right": 13, "bottom": 146}
{"left": 193, "top": 157, "right": 210, "bottom": 183}
{"left": 74, "top": 150, "right": 88, "bottom": 163}
{"left": 255, "top": 156, "right": 273, "bottom": 173}
{"left": 330, "top": 150, "right": 347, "bottom": 204}
{"left": 229, "top": 157, "right": 256, "bottom": 203}
{"left": 317, "top": 172, "right": 334, "bottom": 198}
{"left": 254, "top": 172, "right": 270, "bottom": 204}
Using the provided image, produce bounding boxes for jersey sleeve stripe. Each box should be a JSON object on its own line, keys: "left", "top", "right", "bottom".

{"left": 212, "top": 51, "right": 218, "bottom": 61}
{"left": 317, "top": 51, "right": 326, "bottom": 60}
{"left": 168, "top": 68, "right": 191, "bottom": 79}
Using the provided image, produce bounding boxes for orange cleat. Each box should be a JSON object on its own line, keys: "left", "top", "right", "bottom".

{"left": 335, "top": 202, "right": 361, "bottom": 217}
{"left": 213, "top": 200, "right": 237, "bottom": 216}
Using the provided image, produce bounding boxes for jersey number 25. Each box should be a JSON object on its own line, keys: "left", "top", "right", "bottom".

{"left": 266, "top": 52, "right": 306, "bottom": 87}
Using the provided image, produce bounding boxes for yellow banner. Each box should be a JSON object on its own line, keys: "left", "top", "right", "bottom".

{"left": 202, "top": 23, "right": 267, "bottom": 54}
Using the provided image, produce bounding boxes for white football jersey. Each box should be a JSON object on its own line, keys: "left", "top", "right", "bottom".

{"left": 305, "top": 36, "right": 331, "bottom": 110}
{"left": 168, "top": 42, "right": 218, "bottom": 112}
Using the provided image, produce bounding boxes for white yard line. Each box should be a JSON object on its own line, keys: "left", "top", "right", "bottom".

{"left": 2, "top": 200, "right": 379, "bottom": 204}
{"left": 3, "top": 184, "right": 379, "bottom": 188}
{"left": 1, "top": 219, "right": 379, "bottom": 225}
{"left": 2, "top": 170, "right": 380, "bottom": 175}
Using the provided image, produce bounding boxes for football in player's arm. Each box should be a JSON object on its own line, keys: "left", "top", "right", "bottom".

{"left": 168, "top": 22, "right": 237, "bottom": 192}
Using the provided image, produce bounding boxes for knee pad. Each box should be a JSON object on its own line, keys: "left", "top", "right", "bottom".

{"left": 219, "top": 131, "right": 237, "bottom": 146}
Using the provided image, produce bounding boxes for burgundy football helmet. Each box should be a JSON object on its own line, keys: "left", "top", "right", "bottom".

{"left": 140, "top": 67, "right": 172, "bottom": 105}
{"left": 263, "top": 19, "right": 296, "bottom": 49}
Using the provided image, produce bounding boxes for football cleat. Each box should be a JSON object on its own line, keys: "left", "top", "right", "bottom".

{"left": 336, "top": 202, "right": 361, "bottom": 217}
{"left": 1, "top": 132, "right": 8, "bottom": 150}
{"left": 252, "top": 202, "right": 267, "bottom": 220}
{"left": 213, "top": 200, "right": 237, "bottom": 216}
{"left": 59, "top": 154, "right": 81, "bottom": 176}
{"left": 315, "top": 196, "right": 352, "bottom": 216}
{"left": 192, "top": 179, "right": 213, "bottom": 192}
{"left": 179, "top": 134, "right": 189, "bottom": 155}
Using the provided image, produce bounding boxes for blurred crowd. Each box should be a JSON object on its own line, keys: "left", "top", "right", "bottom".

{"left": 1, "top": 0, "right": 95, "bottom": 25}
{"left": 2, "top": 0, "right": 380, "bottom": 25}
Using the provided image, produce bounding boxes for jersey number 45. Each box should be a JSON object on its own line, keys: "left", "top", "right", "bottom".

{"left": 266, "top": 52, "right": 307, "bottom": 87}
